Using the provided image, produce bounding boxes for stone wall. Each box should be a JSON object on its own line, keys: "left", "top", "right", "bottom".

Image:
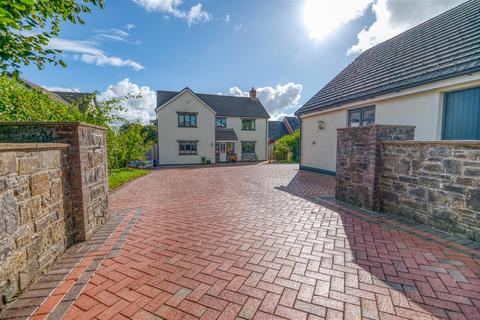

{"left": 0, "top": 122, "right": 109, "bottom": 243}
{"left": 336, "top": 125, "right": 415, "bottom": 210}
{"left": 336, "top": 125, "right": 480, "bottom": 241}
{"left": 381, "top": 141, "right": 480, "bottom": 241}
{"left": 0, "top": 122, "right": 109, "bottom": 309}
{"left": 0, "top": 143, "right": 69, "bottom": 308}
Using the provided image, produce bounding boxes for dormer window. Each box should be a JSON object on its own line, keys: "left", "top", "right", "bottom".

{"left": 178, "top": 112, "right": 197, "bottom": 127}
{"left": 216, "top": 117, "right": 227, "bottom": 128}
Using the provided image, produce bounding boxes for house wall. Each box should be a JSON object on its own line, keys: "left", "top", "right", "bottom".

{"left": 300, "top": 73, "right": 480, "bottom": 173}
{"left": 225, "top": 117, "right": 268, "bottom": 161}
{"left": 157, "top": 91, "right": 216, "bottom": 165}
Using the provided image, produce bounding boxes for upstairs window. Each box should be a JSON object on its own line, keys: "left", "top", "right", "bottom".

{"left": 348, "top": 106, "right": 375, "bottom": 127}
{"left": 216, "top": 117, "right": 227, "bottom": 128}
{"left": 178, "top": 113, "right": 197, "bottom": 127}
{"left": 241, "top": 119, "right": 256, "bottom": 130}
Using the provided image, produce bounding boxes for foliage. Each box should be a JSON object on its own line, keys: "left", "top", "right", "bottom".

{"left": 273, "top": 129, "right": 300, "bottom": 163}
{"left": 0, "top": 75, "right": 124, "bottom": 125}
{"left": 108, "top": 123, "right": 154, "bottom": 169}
{"left": 141, "top": 124, "right": 157, "bottom": 144}
{"left": 0, "top": 75, "right": 152, "bottom": 171}
{"left": 0, "top": 0, "right": 103, "bottom": 74}
{"left": 108, "top": 167, "right": 150, "bottom": 190}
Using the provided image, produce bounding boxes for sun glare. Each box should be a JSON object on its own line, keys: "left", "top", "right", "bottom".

{"left": 303, "top": 0, "right": 371, "bottom": 39}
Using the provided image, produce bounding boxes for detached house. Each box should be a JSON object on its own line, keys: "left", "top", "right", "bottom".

{"left": 155, "top": 87, "right": 269, "bottom": 165}
{"left": 296, "top": 0, "right": 480, "bottom": 175}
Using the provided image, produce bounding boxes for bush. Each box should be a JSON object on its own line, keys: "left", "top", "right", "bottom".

{"left": 273, "top": 129, "right": 300, "bottom": 163}
{"left": 0, "top": 75, "right": 153, "bottom": 171}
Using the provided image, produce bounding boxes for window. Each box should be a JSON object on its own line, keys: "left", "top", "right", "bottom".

{"left": 216, "top": 117, "right": 227, "bottom": 128}
{"left": 178, "top": 141, "right": 198, "bottom": 155}
{"left": 178, "top": 113, "right": 197, "bottom": 127}
{"left": 348, "top": 106, "right": 375, "bottom": 127}
{"left": 241, "top": 119, "right": 256, "bottom": 130}
{"left": 241, "top": 141, "right": 255, "bottom": 153}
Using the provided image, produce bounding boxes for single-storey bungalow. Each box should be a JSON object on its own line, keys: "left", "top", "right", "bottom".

{"left": 295, "top": 0, "right": 480, "bottom": 175}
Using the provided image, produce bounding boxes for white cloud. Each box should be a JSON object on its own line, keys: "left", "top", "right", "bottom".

{"left": 81, "top": 54, "right": 144, "bottom": 70}
{"left": 48, "top": 37, "right": 144, "bottom": 71}
{"left": 133, "top": 0, "right": 211, "bottom": 26}
{"left": 228, "top": 83, "right": 303, "bottom": 118}
{"left": 348, "top": 0, "right": 465, "bottom": 54}
{"left": 93, "top": 27, "right": 141, "bottom": 44}
{"left": 224, "top": 14, "right": 230, "bottom": 23}
{"left": 98, "top": 78, "right": 156, "bottom": 124}
{"left": 42, "top": 86, "right": 80, "bottom": 93}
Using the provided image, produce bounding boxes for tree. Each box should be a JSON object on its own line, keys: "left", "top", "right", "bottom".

{"left": 0, "top": 0, "right": 104, "bottom": 74}
{"left": 108, "top": 123, "right": 153, "bottom": 169}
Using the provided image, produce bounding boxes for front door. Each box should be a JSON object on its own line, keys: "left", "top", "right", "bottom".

{"left": 219, "top": 143, "right": 227, "bottom": 162}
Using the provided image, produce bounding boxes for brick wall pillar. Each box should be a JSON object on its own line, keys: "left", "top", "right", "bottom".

{"left": 0, "top": 122, "right": 109, "bottom": 244}
{"left": 335, "top": 125, "right": 415, "bottom": 210}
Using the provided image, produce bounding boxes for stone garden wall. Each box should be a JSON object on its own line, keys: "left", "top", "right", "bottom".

{"left": 381, "top": 141, "right": 480, "bottom": 241}
{"left": 336, "top": 125, "right": 480, "bottom": 241}
{"left": 336, "top": 125, "right": 415, "bottom": 210}
{"left": 0, "top": 122, "right": 109, "bottom": 309}
{"left": 0, "top": 144, "right": 69, "bottom": 308}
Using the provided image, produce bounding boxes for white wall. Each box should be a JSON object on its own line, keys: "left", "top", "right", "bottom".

{"left": 300, "top": 75, "right": 480, "bottom": 173}
{"left": 226, "top": 117, "right": 268, "bottom": 161}
{"left": 157, "top": 91, "right": 216, "bottom": 165}
{"left": 301, "top": 110, "right": 347, "bottom": 172}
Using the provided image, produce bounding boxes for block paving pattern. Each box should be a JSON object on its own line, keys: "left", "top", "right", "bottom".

{"left": 2, "top": 164, "right": 480, "bottom": 320}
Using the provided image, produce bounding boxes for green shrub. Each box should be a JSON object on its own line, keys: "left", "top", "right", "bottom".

{"left": 273, "top": 129, "right": 300, "bottom": 163}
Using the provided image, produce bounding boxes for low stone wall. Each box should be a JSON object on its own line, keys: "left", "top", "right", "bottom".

{"left": 0, "top": 122, "right": 109, "bottom": 243}
{"left": 336, "top": 125, "right": 415, "bottom": 210}
{"left": 381, "top": 141, "right": 480, "bottom": 241}
{"left": 0, "top": 143, "right": 69, "bottom": 308}
{"left": 0, "top": 122, "right": 109, "bottom": 309}
{"left": 336, "top": 125, "right": 480, "bottom": 241}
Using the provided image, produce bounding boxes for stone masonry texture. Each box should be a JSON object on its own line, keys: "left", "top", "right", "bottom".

{"left": 0, "top": 122, "right": 109, "bottom": 243}
{"left": 381, "top": 141, "right": 480, "bottom": 241}
{"left": 0, "top": 122, "right": 109, "bottom": 313}
{"left": 2, "top": 165, "right": 479, "bottom": 320}
{"left": 335, "top": 125, "right": 415, "bottom": 210}
{"left": 0, "top": 144, "right": 69, "bottom": 311}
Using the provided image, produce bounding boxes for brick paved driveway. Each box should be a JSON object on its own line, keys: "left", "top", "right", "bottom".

{"left": 2, "top": 164, "right": 480, "bottom": 320}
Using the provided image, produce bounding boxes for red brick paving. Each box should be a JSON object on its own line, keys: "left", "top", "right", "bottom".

{"left": 2, "top": 164, "right": 480, "bottom": 320}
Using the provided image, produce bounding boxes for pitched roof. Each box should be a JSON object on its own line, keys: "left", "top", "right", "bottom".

{"left": 268, "top": 121, "right": 289, "bottom": 141}
{"left": 284, "top": 116, "right": 300, "bottom": 132}
{"left": 215, "top": 128, "right": 238, "bottom": 141}
{"left": 52, "top": 91, "right": 96, "bottom": 110}
{"left": 157, "top": 89, "right": 270, "bottom": 118}
{"left": 296, "top": 0, "right": 480, "bottom": 116}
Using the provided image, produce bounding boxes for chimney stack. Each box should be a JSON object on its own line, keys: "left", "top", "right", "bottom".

{"left": 249, "top": 87, "right": 257, "bottom": 99}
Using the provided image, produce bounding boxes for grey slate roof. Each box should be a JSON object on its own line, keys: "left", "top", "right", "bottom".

{"left": 215, "top": 128, "right": 238, "bottom": 141}
{"left": 53, "top": 91, "right": 96, "bottom": 110}
{"left": 296, "top": 0, "right": 480, "bottom": 116}
{"left": 284, "top": 116, "right": 300, "bottom": 132}
{"left": 157, "top": 89, "right": 270, "bottom": 118}
{"left": 268, "top": 121, "right": 289, "bottom": 141}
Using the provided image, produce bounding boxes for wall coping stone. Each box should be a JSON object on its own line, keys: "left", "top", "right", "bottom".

{"left": 381, "top": 140, "right": 480, "bottom": 145}
{"left": 0, "top": 121, "right": 106, "bottom": 131}
{"left": 0, "top": 142, "right": 70, "bottom": 151}
{"left": 337, "top": 124, "right": 416, "bottom": 131}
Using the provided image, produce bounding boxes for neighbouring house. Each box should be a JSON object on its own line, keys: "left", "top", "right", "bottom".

{"left": 295, "top": 0, "right": 480, "bottom": 175}
{"left": 155, "top": 87, "right": 269, "bottom": 165}
{"left": 268, "top": 116, "right": 300, "bottom": 144}
{"left": 20, "top": 78, "right": 96, "bottom": 109}
{"left": 267, "top": 116, "right": 300, "bottom": 159}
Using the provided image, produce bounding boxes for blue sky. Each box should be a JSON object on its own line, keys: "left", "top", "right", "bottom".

{"left": 21, "top": 0, "right": 464, "bottom": 122}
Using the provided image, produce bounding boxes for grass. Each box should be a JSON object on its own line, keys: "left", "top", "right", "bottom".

{"left": 109, "top": 167, "right": 150, "bottom": 190}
